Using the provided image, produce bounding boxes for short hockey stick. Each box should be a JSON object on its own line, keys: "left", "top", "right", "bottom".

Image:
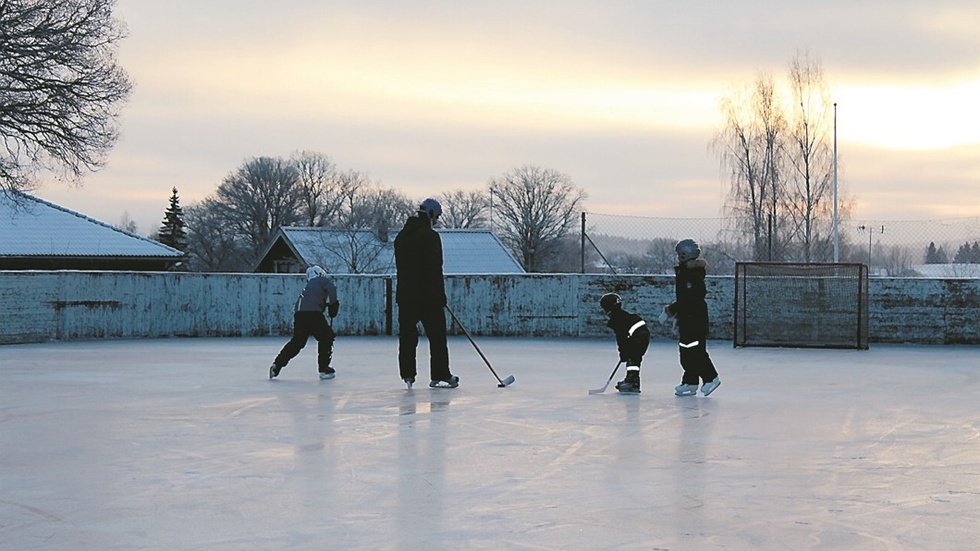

{"left": 445, "top": 304, "right": 516, "bottom": 387}
{"left": 588, "top": 361, "right": 623, "bottom": 395}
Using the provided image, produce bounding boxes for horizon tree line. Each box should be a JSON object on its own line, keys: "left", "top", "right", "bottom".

{"left": 156, "top": 154, "right": 586, "bottom": 273}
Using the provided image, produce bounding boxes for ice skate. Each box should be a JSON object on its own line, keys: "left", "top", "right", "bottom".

{"left": 615, "top": 371, "right": 640, "bottom": 394}
{"left": 429, "top": 375, "right": 459, "bottom": 388}
{"left": 701, "top": 378, "right": 721, "bottom": 396}
{"left": 318, "top": 367, "right": 336, "bottom": 380}
{"left": 403, "top": 377, "right": 415, "bottom": 389}
{"left": 674, "top": 383, "right": 697, "bottom": 396}
{"left": 269, "top": 363, "right": 281, "bottom": 379}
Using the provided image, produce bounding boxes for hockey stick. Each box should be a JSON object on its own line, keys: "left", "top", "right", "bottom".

{"left": 445, "top": 304, "right": 516, "bottom": 388}
{"left": 588, "top": 361, "right": 623, "bottom": 395}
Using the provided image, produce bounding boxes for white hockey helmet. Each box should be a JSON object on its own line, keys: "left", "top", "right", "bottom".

{"left": 306, "top": 265, "right": 328, "bottom": 280}
{"left": 675, "top": 239, "right": 701, "bottom": 263}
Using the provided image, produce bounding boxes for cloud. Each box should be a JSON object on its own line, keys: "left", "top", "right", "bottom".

{"left": 34, "top": 0, "right": 980, "bottom": 235}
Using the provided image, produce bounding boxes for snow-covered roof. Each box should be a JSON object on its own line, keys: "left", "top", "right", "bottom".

{"left": 0, "top": 191, "right": 183, "bottom": 259}
{"left": 438, "top": 229, "right": 525, "bottom": 274}
{"left": 256, "top": 226, "right": 525, "bottom": 274}
{"left": 277, "top": 227, "right": 395, "bottom": 274}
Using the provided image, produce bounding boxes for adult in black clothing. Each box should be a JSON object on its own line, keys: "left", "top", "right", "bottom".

{"left": 664, "top": 238, "right": 721, "bottom": 396}
{"left": 394, "top": 198, "right": 458, "bottom": 389}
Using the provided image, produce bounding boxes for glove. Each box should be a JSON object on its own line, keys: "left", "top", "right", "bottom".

{"left": 327, "top": 301, "right": 340, "bottom": 318}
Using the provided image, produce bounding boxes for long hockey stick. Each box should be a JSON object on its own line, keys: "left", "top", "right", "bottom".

{"left": 588, "top": 361, "right": 623, "bottom": 395}
{"left": 445, "top": 305, "right": 516, "bottom": 388}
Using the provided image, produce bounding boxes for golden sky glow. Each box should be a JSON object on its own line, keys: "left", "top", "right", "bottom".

{"left": 39, "top": 0, "right": 980, "bottom": 233}
{"left": 836, "top": 80, "right": 980, "bottom": 150}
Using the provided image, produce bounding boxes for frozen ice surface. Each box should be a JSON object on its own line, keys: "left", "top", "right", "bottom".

{"left": 2, "top": 336, "right": 979, "bottom": 550}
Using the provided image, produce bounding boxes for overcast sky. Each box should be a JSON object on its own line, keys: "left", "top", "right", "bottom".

{"left": 39, "top": 0, "right": 980, "bottom": 235}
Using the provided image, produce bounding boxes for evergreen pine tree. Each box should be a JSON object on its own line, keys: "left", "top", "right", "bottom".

{"left": 158, "top": 187, "right": 187, "bottom": 251}
{"left": 925, "top": 242, "right": 939, "bottom": 264}
{"left": 953, "top": 242, "right": 971, "bottom": 264}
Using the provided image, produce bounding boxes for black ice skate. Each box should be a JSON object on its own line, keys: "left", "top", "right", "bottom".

{"left": 615, "top": 371, "right": 640, "bottom": 394}
{"left": 269, "top": 363, "right": 281, "bottom": 379}
{"left": 429, "top": 375, "right": 459, "bottom": 388}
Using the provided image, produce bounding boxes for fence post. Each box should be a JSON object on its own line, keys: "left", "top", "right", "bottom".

{"left": 581, "top": 212, "right": 586, "bottom": 274}
{"left": 385, "top": 276, "right": 393, "bottom": 335}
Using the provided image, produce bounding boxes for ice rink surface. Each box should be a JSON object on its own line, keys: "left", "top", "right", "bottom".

{"left": 2, "top": 336, "right": 979, "bottom": 550}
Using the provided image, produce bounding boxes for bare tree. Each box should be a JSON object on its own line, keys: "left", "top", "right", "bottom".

{"left": 786, "top": 50, "right": 834, "bottom": 262}
{"left": 291, "top": 150, "right": 344, "bottom": 226}
{"left": 716, "top": 51, "right": 842, "bottom": 263}
{"left": 118, "top": 211, "right": 138, "bottom": 234}
{"left": 368, "top": 186, "right": 415, "bottom": 242}
{"left": 0, "top": 0, "right": 132, "bottom": 192}
{"left": 214, "top": 156, "right": 303, "bottom": 252}
{"left": 438, "top": 189, "right": 489, "bottom": 229}
{"left": 716, "top": 73, "right": 786, "bottom": 261}
{"left": 184, "top": 198, "right": 250, "bottom": 272}
{"left": 489, "top": 165, "right": 586, "bottom": 272}
{"left": 316, "top": 171, "right": 414, "bottom": 273}
{"left": 306, "top": 229, "right": 392, "bottom": 274}
{"left": 644, "top": 237, "right": 680, "bottom": 274}
{"left": 333, "top": 169, "right": 377, "bottom": 232}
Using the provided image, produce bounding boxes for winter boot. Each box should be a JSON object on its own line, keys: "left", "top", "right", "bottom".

{"left": 616, "top": 370, "right": 641, "bottom": 394}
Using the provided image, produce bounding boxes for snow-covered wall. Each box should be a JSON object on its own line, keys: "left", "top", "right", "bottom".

{"left": 1, "top": 272, "right": 977, "bottom": 345}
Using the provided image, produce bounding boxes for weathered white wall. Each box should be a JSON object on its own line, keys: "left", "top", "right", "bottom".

{"left": 0, "top": 272, "right": 389, "bottom": 344}
{"left": 1, "top": 271, "right": 977, "bottom": 345}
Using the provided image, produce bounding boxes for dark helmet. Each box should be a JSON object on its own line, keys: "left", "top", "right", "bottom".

{"left": 599, "top": 292, "right": 622, "bottom": 313}
{"left": 419, "top": 198, "right": 442, "bottom": 221}
{"left": 675, "top": 238, "right": 701, "bottom": 263}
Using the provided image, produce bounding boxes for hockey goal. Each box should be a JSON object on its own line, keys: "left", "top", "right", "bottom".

{"left": 734, "top": 262, "right": 869, "bottom": 349}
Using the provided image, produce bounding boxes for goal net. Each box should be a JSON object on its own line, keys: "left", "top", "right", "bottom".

{"left": 734, "top": 262, "right": 869, "bottom": 349}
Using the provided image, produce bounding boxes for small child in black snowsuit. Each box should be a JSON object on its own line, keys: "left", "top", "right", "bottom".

{"left": 664, "top": 239, "right": 720, "bottom": 396}
{"left": 600, "top": 292, "right": 650, "bottom": 393}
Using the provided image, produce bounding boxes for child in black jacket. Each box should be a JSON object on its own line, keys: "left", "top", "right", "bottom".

{"left": 600, "top": 293, "right": 650, "bottom": 394}
{"left": 664, "top": 239, "right": 721, "bottom": 396}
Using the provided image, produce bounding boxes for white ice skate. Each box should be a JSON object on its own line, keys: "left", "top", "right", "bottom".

{"left": 674, "top": 383, "right": 698, "bottom": 396}
{"left": 701, "top": 378, "right": 721, "bottom": 396}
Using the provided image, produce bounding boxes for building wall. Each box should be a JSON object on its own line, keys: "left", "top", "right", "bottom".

{"left": 1, "top": 271, "right": 977, "bottom": 345}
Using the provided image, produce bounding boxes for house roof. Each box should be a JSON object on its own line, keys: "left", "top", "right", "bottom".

{"left": 273, "top": 227, "right": 396, "bottom": 274}
{"left": 438, "top": 229, "right": 525, "bottom": 274}
{"left": 255, "top": 226, "right": 525, "bottom": 274}
{"left": 0, "top": 191, "right": 183, "bottom": 260}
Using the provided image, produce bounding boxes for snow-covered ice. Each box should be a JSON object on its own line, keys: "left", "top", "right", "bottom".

{"left": 2, "top": 336, "right": 978, "bottom": 550}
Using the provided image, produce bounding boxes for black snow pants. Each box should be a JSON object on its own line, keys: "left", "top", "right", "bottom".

{"left": 274, "top": 311, "right": 335, "bottom": 372}
{"left": 397, "top": 302, "right": 451, "bottom": 382}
